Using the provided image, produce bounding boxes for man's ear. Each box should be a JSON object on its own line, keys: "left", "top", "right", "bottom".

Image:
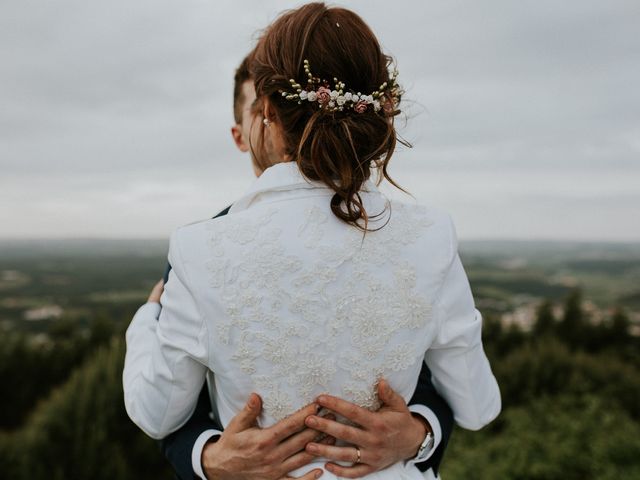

{"left": 231, "top": 125, "right": 249, "bottom": 153}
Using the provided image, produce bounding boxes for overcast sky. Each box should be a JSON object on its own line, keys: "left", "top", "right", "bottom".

{"left": 1, "top": 0, "right": 639, "bottom": 241}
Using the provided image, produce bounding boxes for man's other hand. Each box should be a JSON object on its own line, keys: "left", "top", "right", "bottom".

{"left": 202, "top": 393, "right": 332, "bottom": 480}
{"left": 147, "top": 279, "right": 164, "bottom": 303}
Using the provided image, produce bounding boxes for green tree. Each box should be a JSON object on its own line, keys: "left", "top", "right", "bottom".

{"left": 88, "top": 314, "right": 116, "bottom": 347}
{"left": 532, "top": 299, "right": 555, "bottom": 336}
{"left": 557, "top": 289, "right": 587, "bottom": 348}
{"left": 492, "top": 338, "right": 640, "bottom": 420}
{"left": 0, "top": 339, "right": 171, "bottom": 480}
{"left": 442, "top": 395, "right": 640, "bottom": 480}
{"left": 608, "top": 307, "right": 631, "bottom": 345}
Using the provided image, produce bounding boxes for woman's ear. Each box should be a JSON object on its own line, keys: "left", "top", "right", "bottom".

{"left": 263, "top": 99, "right": 276, "bottom": 124}
{"left": 260, "top": 97, "right": 291, "bottom": 163}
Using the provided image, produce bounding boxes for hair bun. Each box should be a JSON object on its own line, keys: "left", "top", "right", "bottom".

{"left": 251, "top": 2, "right": 409, "bottom": 230}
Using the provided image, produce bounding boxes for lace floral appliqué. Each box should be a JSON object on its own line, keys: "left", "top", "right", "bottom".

{"left": 206, "top": 202, "right": 434, "bottom": 420}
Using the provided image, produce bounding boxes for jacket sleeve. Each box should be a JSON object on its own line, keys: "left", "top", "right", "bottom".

{"left": 124, "top": 230, "right": 210, "bottom": 439}
{"left": 159, "top": 206, "right": 232, "bottom": 478}
{"left": 424, "top": 219, "right": 501, "bottom": 431}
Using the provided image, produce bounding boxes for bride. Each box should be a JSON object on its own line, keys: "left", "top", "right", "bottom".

{"left": 124, "top": 3, "right": 500, "bottom": 479}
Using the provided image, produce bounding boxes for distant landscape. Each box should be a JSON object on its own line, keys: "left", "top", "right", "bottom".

{"left": 1, "top": 239, "right": 639, "bottom": 479}
{"left": 2, "top": 238, "right": 639, "bottom": 335}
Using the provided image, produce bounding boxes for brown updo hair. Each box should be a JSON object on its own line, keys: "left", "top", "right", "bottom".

{"left": 251, "top": 2, "right": 407, "bottom": 230}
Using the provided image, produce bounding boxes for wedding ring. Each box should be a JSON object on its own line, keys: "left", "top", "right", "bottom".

{"left": 354, "top": 447, "right": 361, "bottom": 464}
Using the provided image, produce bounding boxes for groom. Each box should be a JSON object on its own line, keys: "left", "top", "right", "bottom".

{"left": 156, "top": 56, "right": 454, "bottom": 480}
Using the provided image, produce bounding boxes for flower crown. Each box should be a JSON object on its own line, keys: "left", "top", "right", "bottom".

{"left": 279, "top": 59, "right": 400, "bottom": 114}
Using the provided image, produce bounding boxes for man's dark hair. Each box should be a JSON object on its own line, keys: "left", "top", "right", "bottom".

{"left": 233, "top": 55, "right": 252, "bottom": 124}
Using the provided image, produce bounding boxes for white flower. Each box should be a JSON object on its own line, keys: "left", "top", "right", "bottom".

{"left": 307, "top": 91, "right": 317, "bottom": 102}
{"left": 366, "top": 95, "right": 374, "bottom": 103}
{"left": 328, "top": 100, "right": 336, "bottom": 108}
{"left": 344, "top": 92, "right": 353, "bottom": 101}
{"left": 300, "top": 90, "right": 308, "bottom": 100}
{"left": 373, "top": 100, "right": 381, "bottom": 112}
{"left": 352, "top": 94, "right": 360, "bottom": 102}
{"left": 330, "top": 90, "right": 339, "bottom": 100}
{"left": 336, "top": 95, "right": 346, "bottom": 106}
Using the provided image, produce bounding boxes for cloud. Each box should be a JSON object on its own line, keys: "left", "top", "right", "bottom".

{"left": 1, "top": 0, "right": 638, "bottom": 239}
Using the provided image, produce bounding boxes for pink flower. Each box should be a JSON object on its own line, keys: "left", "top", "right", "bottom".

{"left": 316, "top": 86, "right": 331, "bottom": 105}
{"left": 354, "top": 101, "right": 368, "bottom": 113}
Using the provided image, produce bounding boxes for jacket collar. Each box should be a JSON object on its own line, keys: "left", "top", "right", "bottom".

{"left": 229, "top": 162, "right": 378, "bottom": 214}
{"left": 229, "top": 162, "right": 324, "bottom": 213}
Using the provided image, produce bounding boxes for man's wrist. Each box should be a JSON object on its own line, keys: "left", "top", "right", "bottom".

{"left": 201, "top": 436, "right": 221, "bottom": 479}
{"left": 406, "top": 405, "right": 442, "bottom": 465}
{"left": 408, "top": 414, "right": 430, "bottom": 459}
{"left": 192, "top": 429, "right": 222, "bottom": 479}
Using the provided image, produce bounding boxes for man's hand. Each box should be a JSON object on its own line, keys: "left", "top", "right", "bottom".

{"left": 202, "top": 393, "right": 331, "bottom": 480}
{"left": 147, "top": 279, "right": 164, "bottom": 303}
{"left": 303, "top": 379, "right": 429, "bottom": 478}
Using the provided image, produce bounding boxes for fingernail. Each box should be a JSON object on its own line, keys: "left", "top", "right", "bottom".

{"left": 307, "top": 443, "right": 319, "bottom": 453}
{"left": 317, "top": 395, "right": 327, "bottom": 403}
{"left": 248, "top": 394, "right": 257, "bottom": 408}
{"left": 315, "top": 469, "right": 323, "bottom": 478}
{"left": 306, "top": 416, "right": 318, "bottom": 427}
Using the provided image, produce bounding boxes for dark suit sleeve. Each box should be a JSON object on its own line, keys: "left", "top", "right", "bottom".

{"left": 159, "top": 385, "right": 221, "bottom": 480}
{"left": 408, "top": 363, "right": 454, "bottom": 475}
{"left": 157, "top": 206, "right": 232, "bottom": 480}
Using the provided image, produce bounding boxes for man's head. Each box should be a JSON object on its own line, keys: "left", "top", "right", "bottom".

{"left": 230, "top": 56, "right": 261, "bottom": 176}
{"left": 230, "top": 54, "right": 284, "bottom": 177}
{"left": 232, "top": 55, "right": 253, "bottom": 126}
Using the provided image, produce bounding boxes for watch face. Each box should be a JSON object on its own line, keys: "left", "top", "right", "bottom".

{"left": 425, "top": 435, "right": 434, "bottom": 450}
{"left": 416, "top": 433, "right": 435, "bottom": 461}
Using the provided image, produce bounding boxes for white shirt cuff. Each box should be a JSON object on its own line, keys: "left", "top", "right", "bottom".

{"left": 192, "top": 429, "right": 222, "bottom": 479}
{"left": 406, "top": 404, "right": 442, "bottom": 464}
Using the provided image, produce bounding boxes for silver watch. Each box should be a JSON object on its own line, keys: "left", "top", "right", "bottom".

{"left": 413, "top": 430, "right": 435, "bottom": 462}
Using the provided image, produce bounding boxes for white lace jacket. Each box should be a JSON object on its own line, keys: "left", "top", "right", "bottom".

{"left": 123, "top": 162, "right": 501, "bottom": 479}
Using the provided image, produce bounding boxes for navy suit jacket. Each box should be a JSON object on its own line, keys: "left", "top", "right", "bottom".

{"left": 159, "top": 206, "right": 453, "bottom": 479}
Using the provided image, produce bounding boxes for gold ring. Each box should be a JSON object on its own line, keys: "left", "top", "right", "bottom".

{"left": 354, "top": 447, "right": 361, "bottom": 464}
